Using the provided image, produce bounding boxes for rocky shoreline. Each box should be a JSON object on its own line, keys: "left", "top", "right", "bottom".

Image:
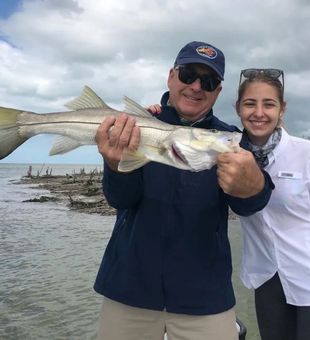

{"left": 14, "top": 166, "right": 236, "bottom": 219}
{"left": 15, "top": 168, "right": 116, "bottom": 215}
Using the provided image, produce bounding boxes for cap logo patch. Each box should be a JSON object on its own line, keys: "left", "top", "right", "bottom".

{"left": 196, "top": 46, "right": 217, "bottom": 59}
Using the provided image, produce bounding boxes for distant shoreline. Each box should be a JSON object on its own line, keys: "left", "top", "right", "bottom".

{"left": 15, "top": 167, "right": 116, "bottom": 216}
{"left": 13, "top": 166, "right": 237, "bottom": 219}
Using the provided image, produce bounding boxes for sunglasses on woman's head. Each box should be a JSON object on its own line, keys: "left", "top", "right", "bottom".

{"left": 175, "top": 65, "right": 221, "bottom": 92}
{"left": 239, "top": 68, "right": 284, "bottom": 92}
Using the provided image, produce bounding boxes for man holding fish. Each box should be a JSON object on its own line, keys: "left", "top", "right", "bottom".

{"left": 94, "top": 41, "right": 274, "bottom": 340}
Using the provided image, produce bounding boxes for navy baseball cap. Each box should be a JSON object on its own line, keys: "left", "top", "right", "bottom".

{"left": 174, "top": 41, "right": 225, "bottom": 80}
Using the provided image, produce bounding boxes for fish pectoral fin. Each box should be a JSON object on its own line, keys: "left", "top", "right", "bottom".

{"left": 65, "top": 86, "right": 112, "bottom": 110}
{"left": 118, "top": 149, "right": 150, "bottom": 172}
{"left": 123, "top": 96, "right": 156, "bottom": 119}
{"left": 230, "top": 135, "right": 241, "bottom": 152}
{"left": 49, "top": 136, "right": 83, "bottom": 155}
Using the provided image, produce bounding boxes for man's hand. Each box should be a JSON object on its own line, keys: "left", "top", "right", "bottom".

{"left": 95, "top": 113, "right": 140, "bottom": 172}
{"left": 217, "top": 149, "right": 265, "bottom": 198}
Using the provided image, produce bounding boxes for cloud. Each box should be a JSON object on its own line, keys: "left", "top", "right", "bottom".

{"left": 0, "top": 0, "right": 310, "bottom": 163}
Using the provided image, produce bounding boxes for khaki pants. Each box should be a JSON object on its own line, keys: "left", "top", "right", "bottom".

{"left": 97, "top": 297, "right": 238, "bottom": 340}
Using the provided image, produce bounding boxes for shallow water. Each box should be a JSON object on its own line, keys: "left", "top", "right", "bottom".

{"left": 0, "top": 163, "right": 259, "bottom": 340}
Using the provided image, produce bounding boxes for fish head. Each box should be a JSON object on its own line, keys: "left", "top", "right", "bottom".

{"left": 168, "top": 127, "right": 242, "bottom": 171}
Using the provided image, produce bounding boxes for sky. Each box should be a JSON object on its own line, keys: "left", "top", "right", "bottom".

{"left": 0, "top": 0, "right": 309, "bottom": 164}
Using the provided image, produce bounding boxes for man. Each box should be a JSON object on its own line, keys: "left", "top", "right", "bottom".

{"left": 94, "top": 41, "right": 274, "bottom": 340}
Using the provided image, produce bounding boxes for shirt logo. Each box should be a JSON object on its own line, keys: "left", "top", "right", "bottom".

{"left": 196, "top": 46, "right": 217, "bottom": 59}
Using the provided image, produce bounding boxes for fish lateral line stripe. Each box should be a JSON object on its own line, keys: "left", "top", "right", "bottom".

{"left": 8, "top": 121, "right": 175, "bottom": 132}
{"left": 137, "top": 124, "right": 175, "bottom": 131}
{"left": 17, "top": 121, "right": 100, "bottom": 126}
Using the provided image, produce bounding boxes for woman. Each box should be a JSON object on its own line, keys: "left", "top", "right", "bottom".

{"left": 236, "top": 68, "right": 310, "bottom": 340}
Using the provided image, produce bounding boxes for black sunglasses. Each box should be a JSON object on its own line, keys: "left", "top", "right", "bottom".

{"left": 239, "top": 68, "right": 284, "bottom": 93}
{"left": 175, "top": 65, "right": 221, "bottom": 92}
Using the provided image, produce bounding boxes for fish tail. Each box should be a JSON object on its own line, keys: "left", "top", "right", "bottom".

{"left": 0, "top": 107, "right": 27, "bottom": 159}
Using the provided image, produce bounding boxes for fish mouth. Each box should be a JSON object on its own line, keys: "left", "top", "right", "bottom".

{"left": 171, "top": 143, "right": 189, "bottom": 165}
{"left": 171, "top": 141, "right": 208, "bottom": 171}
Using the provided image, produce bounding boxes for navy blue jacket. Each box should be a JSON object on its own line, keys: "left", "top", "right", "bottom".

{"left": 94, "top": 92, "right": 274, "bottom": 315}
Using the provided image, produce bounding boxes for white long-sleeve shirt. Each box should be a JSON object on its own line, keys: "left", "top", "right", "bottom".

{"left": 239, "top": 128, "right": 310, "bottom": 306}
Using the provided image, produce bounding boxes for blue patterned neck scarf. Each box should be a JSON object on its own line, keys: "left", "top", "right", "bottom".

{"left": 244, "top": 128, "right": 282, "bottom": 168}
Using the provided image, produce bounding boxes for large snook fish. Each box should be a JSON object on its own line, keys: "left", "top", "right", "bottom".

{"left": 0, "top": 86, "right": 241, "bottom": 172}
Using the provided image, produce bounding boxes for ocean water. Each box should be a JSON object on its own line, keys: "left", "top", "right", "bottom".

{"left": 0, "top": 163, "right": 259, "bottom": 340}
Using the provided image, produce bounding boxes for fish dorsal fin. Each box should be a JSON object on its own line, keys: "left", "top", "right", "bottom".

{"left": 65, "top": 86, "right": 112, "bottom": 110}
{"left": 123, "top": 96, "right": 155, "bottom": 118}
{"left": 49, "top": 136, "right": 82, "bottom": 155}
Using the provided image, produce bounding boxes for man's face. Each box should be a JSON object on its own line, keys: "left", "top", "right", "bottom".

{"left": 167, "top": 63, "right": 222, "bottom": 121}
